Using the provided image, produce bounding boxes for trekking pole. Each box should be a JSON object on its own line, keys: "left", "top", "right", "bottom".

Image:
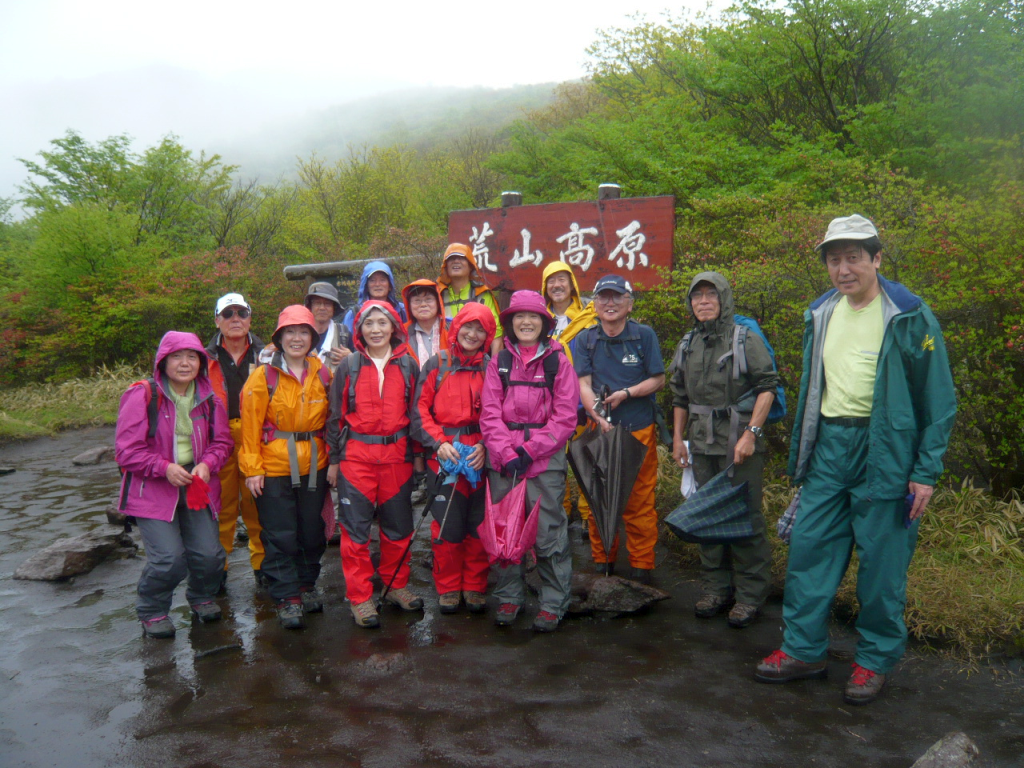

{"left": 432, "top": 480, "right": 460, "bottom": 546}
{"left": 378, "top": 470, "right": 446, "bottom": 607}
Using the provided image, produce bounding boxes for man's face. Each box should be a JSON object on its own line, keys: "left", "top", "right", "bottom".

{"left": 594, "top": 289, "right": 632, "bottom": 323}
{"left": 825, "top": 242, "right": 880, "bottom": 302}
{"left": 215, "top": 305, "right": 251, "bottom": 341}
{"left": 366, "top": 272, "right": 391, "bottom": 300}
{"left": 690, "top": 283, "right": 721, "bottom": 323}
{"left": 408, "top": 289, "right": 439, "bottom": 324}
{"left": 545, "top": 273, "right": 573, "bottom": 306}
{"left": 445, "top": 255, "right": 470, "bottom": 280}
{"left": 309, "top": 297, "right": 336, "bottom": 328}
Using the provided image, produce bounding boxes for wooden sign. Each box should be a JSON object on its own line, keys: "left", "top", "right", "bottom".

{"left": 447, "top": 195, "right": 675, "bottom": 292}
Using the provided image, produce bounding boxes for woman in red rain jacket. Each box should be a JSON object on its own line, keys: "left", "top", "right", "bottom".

{"left": 411, "top": 303, "right": 495, "bottom": 614}
{"left": 327, "top": 300, "right": 423, "bottom": 628}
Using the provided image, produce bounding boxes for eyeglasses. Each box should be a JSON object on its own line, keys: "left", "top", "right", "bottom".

{"left": 220, "top": 308, "right": 250, "bottom": 319}
{"left": 594, "top": 293, "right": 629, "bottom": 304}
{"left": 690, "top": 289, "right": 719, "bottom": 302}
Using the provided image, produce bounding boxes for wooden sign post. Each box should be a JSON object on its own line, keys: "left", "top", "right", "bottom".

{"left": 447, "top": 194, "right": 675, "bottom": 293}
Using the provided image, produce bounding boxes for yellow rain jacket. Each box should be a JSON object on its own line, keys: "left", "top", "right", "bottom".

{"left": 540, "top": 261, "right": 597, "bottom": 366}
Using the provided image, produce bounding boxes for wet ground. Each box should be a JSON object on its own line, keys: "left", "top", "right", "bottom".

{"left": 0, "top": 427, "right": 1022, "bottom": 768}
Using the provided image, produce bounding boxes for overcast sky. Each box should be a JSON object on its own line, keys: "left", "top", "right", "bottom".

{"left": 1, "top": 0, "right": 725, "bottom": 205}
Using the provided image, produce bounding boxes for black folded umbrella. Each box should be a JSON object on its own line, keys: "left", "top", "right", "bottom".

{"left": 664, "top": 465, "right": 754, "bottom": 544}
{"left": 569, "top": 423, "right": 648, "bottom": 571}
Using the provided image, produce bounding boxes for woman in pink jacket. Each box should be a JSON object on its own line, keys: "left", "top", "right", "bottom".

{"left": 480, "top": 290, "right": 580, "bottom": 632}
{"left": 115, "top": 331, "right": 235, "bottom": 639}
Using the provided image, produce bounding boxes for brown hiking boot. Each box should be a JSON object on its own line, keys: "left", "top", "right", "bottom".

{"left": 463, "top": 590, "right": 487, "bottom": 614}
{"left": 694, "top": 593, "right": 731, "bottom": 618}
{"left": 727, "top": 603, "right": 759, "bottom": 629}
{"left": 755, "top": 649, "right": 828, "bottom": 683}
{"left": 351, "top": 599, "right": 380, "bottom": 628}
{"left": 384, "top": 586, "right": 424, "bottom": 611}
{"left": 438, "top": 591, "right": 461, "bottom": 614}
{"left": 844, "top": 664, "right": 886, "bottom": 705}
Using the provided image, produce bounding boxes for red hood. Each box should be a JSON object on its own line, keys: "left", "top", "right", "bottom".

{"left": 353, "top": 300, "right": 409, "bottom": 354}
{"left": 450, "top": 302, "right": 496, "bottom": 359}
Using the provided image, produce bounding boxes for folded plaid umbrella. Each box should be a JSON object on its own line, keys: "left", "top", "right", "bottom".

{"left": 664, "top": 465, "right": 754, "bottom": 544}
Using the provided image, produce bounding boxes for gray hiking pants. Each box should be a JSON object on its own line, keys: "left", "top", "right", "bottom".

{"left": 489, "top": 461, "right": 572, "bottom": 617}
{"left": 691, "top": 452, "right": 772, "bottom": 606}
{"left": 136, "top": 493, "right": 226, "bottom": 620}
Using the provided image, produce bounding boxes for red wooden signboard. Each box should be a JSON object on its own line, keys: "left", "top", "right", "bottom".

{"left": 447, "top": 195, "right": 675, "bottom": 292}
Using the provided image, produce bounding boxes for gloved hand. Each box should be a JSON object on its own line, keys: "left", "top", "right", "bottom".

{"left": 501, "top": 446, "right": 534, "bottom": 477}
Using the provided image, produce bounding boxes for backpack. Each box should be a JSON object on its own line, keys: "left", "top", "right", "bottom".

{"left": 127, "top": 378, "right": 216, "bottom": 443}
{"left": 673, "top": 314, "right": 787, "bottom": 424}
{"left": 435, "top": 349, "right": 490, "bottom": 392}
{"left": 496, "top": 348, "right": 560, "bottom": 394}
{"left": 263, "top": 358, "right": 331, "bottom": 403}
{"left": 340, "top": 351, "right": 418, "bottom": 414}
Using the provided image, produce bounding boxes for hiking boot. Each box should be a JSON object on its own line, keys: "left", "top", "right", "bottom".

{"left": 438, "top": 591, "right": 461, "bottom": 614}
{"left": 253, "top": 570, "right": 269, "bottom": 590}
{"left": 276, "top": 598, "right": 306, "bottom": 630}
{"left": 628, "top": 567, "right": 653, "bottom": 585}
{"left": 351, "top": 599, "right": 380, "bottom": 628}
{"left": 844, "top": 664, "right": 886, "bottom": 705}
{"left": 191, "top": 601, "right": 222, "bottom": 623}
{"left": 755, "top": 649, "right": 828, "bottom": 683}
{"left": 494, "top": 603, "right": 521, "bottom": 627}
{"left": 533, "top": 610, "right": 560, "bottom": 633}
{"left": 727, "top": 603, "right": 759, "bottom": 629}
{"left": 300, "top": 588, "right": 323, "bottom": 614}
{"left": 385, "top": 586, "right": 424, "bottom": 611}
{"left": 140, "top": 615, "right": 175, "bottom": 639}
{"left": 694, "top": 593, "right": 731, "bottom": 618}
{"left": 463, "top": 590, "right": 487, "bottom": 614}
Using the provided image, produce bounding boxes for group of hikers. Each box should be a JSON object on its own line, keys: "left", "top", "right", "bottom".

{"left": 113, "top": 214, "right": 957, "bottom": 706}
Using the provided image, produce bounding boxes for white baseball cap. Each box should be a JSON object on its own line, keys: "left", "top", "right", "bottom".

{"left": 215, "top": 292, "right": 251, "bottom": 317}
{"left": 815, "top": 214, "right": 879, "bottom": 253}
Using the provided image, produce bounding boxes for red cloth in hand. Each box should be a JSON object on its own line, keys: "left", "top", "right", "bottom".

{"left": 185, "top": 475, "right": 211, "bottom": 510}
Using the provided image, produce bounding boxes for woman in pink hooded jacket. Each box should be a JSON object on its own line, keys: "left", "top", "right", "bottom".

{"left": 480, "top": 290, "right": 580, "bottom": 632}
{"left": 115, "top": 331, "right": 234, "bottom": 639}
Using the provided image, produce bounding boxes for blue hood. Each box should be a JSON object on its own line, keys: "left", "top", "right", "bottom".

{"left": 358, "top": 260, "right": 401, "bottom": 307}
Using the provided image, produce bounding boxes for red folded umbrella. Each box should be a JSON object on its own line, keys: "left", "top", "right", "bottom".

{"left": 185, "top": 475, "right": 211, "bottom": 511}
{"left": 479, "top": 477, "right": 541, "bottom": 568}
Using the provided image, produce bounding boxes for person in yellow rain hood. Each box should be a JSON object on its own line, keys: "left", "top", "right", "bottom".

{"left": 541, "top": 261, "right": 597, "bottom": 535}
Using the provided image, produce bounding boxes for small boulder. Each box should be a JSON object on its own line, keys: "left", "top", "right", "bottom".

{"left": 14, "top": 529, "right": 138, "bottom": 581}
{"left": 566, "top": 573, "right": 671, "bottom": 617}
{"left": 0, "top": 466, "right": 15, "bottom": 476}
{"left": 71, "top": 446, "right": 115, "bottom": 466}
{"left": 106, "top": 503, "right": 128, "bottom": 526}
{"left": 911, "top": 732, "right": 979, "bottom": 768}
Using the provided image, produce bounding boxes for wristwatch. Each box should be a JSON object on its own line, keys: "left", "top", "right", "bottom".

{"left": 744, "top": 425, "right": 764, "bottom": 438}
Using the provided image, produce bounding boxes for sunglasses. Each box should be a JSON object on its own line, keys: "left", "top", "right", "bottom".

{"left": 220, "top": 308, "right": 250, "bottom": 319}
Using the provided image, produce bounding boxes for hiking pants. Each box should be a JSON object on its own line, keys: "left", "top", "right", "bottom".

{"left": 588, "top": 424, "right": 659, "bottom": 570}
{"left": 490, "top": 459, "right": 572, "bottom": 618}
{"left": 136, "top": 492, "right": 225, "bottom": 620}
{"left": 217, "top": 418, "right": 264, "bottom": 572}
{"left": 691, "top": 452, "right": 772, "bottom": 606}
{"left": 255, "top": 469, "right": 329, "bottom": 603}
{"left": 428, "top": 468, "right": 489, "bottom": 595}
{"left": 782, "top": 421, "right": 919, "bottom": 674}
{"left": 337, "top": 460, "right": 414, "bottom": 605}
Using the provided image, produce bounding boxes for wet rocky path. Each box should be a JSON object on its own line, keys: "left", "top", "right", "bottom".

{"left": 0, "top": 428, "right": 1021, "bottom": 767}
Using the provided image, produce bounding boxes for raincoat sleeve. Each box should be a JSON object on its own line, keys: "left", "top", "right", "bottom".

{"left": 743, "top": 333, "right": 780, "bottom": 395}
{"left": 521, "top": 351, "right": 581, "bottom": 463}
{"left": 906, "top": 307, "right": 957, "bottom": 486}
{"left": 480, "top": 356, "right": 517, "bottom": 470}
{"left": 114, "top": 385, "right": 170, "bottom": 478}
{"left": 195, "top": 394, "right": 234, "bottom": 474}
{"left": 238, "top": 366, "right": 270, "bottom": 478}
{"left": 411, "top": 358, "right": 445, "bottom": 451}
{"left": 326, "top": 357, "right": 350, "bottom": 465}
{"left": 669, "top": 339, "right": 689, "bottom": 410}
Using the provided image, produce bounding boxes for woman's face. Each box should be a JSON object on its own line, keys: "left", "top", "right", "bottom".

{"left": 512, "top": 312, "right": 543, "bottom": 346}
{"left": 164, "top": 350, "right": 201, "bottom": 387}
{"left": 360, "top": 310, "right": 394, "bottom": 350}
{"left": 281, "top": 325, "right": 313, "bottom": 358}
{"left": 456, "top": 320, "right": 487, "bottom": 354}
{"left": 409, "top": 289, "right": 439, "bottom": 324}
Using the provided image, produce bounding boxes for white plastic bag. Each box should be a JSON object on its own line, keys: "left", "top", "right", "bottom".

{"left": 679, "top": 441, "right": 697, "bottom": 499}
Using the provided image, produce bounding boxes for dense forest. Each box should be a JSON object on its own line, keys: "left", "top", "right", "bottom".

{"left": 1, "top": 0, "right": 1021, "bottom": 494}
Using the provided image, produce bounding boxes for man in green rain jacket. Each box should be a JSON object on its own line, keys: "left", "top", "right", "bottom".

{"left": 755, "top": 214, "right": 957, "bottom": 706}
{"left": 670, "top": 272, "right": 779, "bottom": 628}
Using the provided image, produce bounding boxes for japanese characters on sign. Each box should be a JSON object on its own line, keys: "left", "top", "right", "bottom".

{"left": 448, "top": 195, "right": 675, "bottom": 292}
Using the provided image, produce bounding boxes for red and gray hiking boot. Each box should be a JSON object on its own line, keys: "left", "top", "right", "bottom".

{"left": 494, "top": 603, "right": 521, "bottom": 627}
{"left": 533, "top": 610, "right": 560, "bottom": 633}
{"left": 844, "top": 664, "right": 886, "bottom": 705}
{"left": 191, "top": 601, "right": 222, "bottom": 623}
{"left": 277, "top": 598, "right": 306, "bottom": 630}
{"left": 140, "top": 615, "right": 175, "bottom": 639}
{"left": 755, "top": 649, "right": 828, "bottom": 683}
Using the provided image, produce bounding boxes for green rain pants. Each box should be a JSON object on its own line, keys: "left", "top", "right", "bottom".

{"left": 781, "top": 421, "right": 919, "bottom": 674}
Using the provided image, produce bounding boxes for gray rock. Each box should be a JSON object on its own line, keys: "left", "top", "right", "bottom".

{"left": 911, "top": 732, "right": 979, "bottom": 768}
{"left": 14, "top": 529, "right": 138, "bottom": 581}
{"left": 0, "top": 466, "right": 14, "bottom": 476}
{"left": 563, "top": 573, "right": 671, "bottom": 617}
{"left": 71, "top": 446, "right": 114, "bottom": 466}
{"left": 364, "top": 652, "right": 410, "bottom": 674}
{"left": 106, "top": 503, "right": 128, "bottom": 526}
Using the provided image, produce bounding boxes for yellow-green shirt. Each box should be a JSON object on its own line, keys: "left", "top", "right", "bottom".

{"left": 821, "top": 294, "right": 884, "bottom": 418}
{"left": 441, "top": 283, "right": 503, "bottom": 338}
